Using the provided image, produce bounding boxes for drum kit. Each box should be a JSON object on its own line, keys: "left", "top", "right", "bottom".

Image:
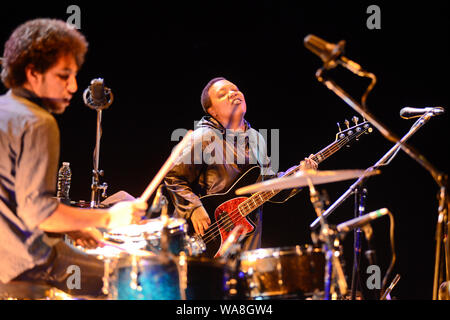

{"left": 75, "top": 168, "right": 382, "bottom": 300}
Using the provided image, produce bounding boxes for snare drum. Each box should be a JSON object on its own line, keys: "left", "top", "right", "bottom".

{"left": 106, "top": 218, "right": 189, "bottom": 256}
{"left": 239, "top": 245, "right": 325, "bottom": 299}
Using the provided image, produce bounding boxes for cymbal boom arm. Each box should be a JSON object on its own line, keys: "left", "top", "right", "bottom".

{"left": 315, "top": 68, "right": 446, "bottom": 188}
{"left": 310, "top": 113, "right": 434, "bottom": 230}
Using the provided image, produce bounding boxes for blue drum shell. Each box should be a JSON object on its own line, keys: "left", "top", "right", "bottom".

{"left": 113, "top": 254, "right": 181, "bottom": 300}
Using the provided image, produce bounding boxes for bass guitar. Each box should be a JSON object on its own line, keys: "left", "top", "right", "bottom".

{"left": 192, "top": 118, "right": 372, "bottom": 258}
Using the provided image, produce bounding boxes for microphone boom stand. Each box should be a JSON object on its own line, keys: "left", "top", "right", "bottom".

{"left": 90, "top": 108, "right": 108, "bottom": 208}
{"left": 312, "top": 66, "right": 448, "bottom": 299}
{"left": 350, "top": 187, "right": 367, "bottom": 300}
{"left": 315, "top": 68, "right": 446, "bottom": 188}
{"left": 83, "top": 78, "right": 114, "bottom": 208}
{"left": 311, "top": 112, "right": 439, "bottom": 229}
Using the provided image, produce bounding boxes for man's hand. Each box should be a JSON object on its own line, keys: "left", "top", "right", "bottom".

{"left": 191, "top": 206, "right": 211, "bottom": 236}
{"left": 107, "top": 199, "right": 148, "bottom": 229}
{"left": 299, "top": 154, "right": 318, "bottom": 171}
{"left": 66, "top": 228, "right": 104, "bottom": 249}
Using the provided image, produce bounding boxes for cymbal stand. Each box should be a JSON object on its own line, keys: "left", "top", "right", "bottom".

{"left": 350, "top": 187, "right": 367, "bottom": 300}
{"left": 308, "top": 179, "right": 347, "bottom": 300}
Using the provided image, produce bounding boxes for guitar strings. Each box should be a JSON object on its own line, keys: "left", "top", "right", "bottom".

{"left": 201, "top": 137, "right": 353, "bottom": 245}
{"left": 200, "top": 128, "right": 365, "bottom": 244}
{"left": 199, "top": 184, "right": 278, "bottom": 244}
{"left": 201, "top": 191, "right": 276, "bottom": 244}
{"left": 199, "top": 128, "right": 368, "bottom": 245}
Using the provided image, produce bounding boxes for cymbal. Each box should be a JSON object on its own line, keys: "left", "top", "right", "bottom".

{"left": 235, "top": 169, "right": 380, "bottom": 195}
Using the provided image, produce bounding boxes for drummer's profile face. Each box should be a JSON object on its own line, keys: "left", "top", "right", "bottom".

{"left": 208, "top": 80, "right": 247, "bottom": 125}
{"left": 24, "top": 54, "right": 79, "bottom": 114}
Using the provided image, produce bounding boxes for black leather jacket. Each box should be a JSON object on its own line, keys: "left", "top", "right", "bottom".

{"left": 164, "top": 115, "right": 296, "bottom": 220}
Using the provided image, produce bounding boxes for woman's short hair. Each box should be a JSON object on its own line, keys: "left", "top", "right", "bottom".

{"left": 200, "top": 77, "right": 226, "bottom": 113}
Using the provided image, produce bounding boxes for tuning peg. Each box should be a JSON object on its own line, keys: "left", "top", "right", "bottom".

{"left": 344, "top": 119, "right": 350, "bottom": 129}
{"left": 337, "top": 123, "right": 346, "bottom": 139}
{"left": 352, "top": 116, "right": 359, "bottom": 125}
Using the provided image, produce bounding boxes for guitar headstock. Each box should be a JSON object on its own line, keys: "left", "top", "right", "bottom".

{"left": 335, "top": 116, "right": 372, "bottom": 146}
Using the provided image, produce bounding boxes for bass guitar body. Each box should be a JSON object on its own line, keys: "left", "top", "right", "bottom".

{"left": 193, "top": 166, "right": 262, "bottom": 258}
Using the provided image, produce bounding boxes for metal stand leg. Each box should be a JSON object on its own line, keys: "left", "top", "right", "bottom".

{"left": 433, "top": 186, "right": 449, "bottom": 300}
{"left": 324, "top": 245, "right": 333, "bottom": 300}
{"left": 350, "top": 188, "right": 366, "bottom": 300}
{"left": 308, "top": 180, "right": 347, "bottom": 300}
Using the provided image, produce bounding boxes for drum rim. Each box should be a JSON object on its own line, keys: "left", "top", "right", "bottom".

{"left": 107, "top": 217, "right": 188, "bottom": 237}
{"left": 240, "top": 244, "right": 322, "bottom": 260}
{"left": 114, "top": 253, "right": 229, "bottom": 270}
{"left": 182, "top": 255, "right": 228, "bottom": 266}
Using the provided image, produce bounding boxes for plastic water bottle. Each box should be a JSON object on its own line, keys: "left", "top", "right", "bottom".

{"left": 57, "top": 162, "right": 72, "bottom": 201}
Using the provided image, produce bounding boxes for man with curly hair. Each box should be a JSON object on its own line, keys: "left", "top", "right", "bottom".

{"left": 0, "top": 19, "right": 146, "bottom": 298}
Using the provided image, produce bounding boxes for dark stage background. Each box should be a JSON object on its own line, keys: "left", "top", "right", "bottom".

{"left": 1, "top": 1, "right": 449, "bottom": 300}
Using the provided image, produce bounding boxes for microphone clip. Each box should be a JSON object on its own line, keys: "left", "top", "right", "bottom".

{"left": 83, "top": 78, "right": 114, "bottom": 111}
{"left": 400, "top": 107, "right": 445, "bottom": 120}
{"left": 147, "top": 184, "right": 168, "bottom": 218}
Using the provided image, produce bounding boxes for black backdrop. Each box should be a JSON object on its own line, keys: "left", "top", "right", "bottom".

{"left": 1, "top": 1, "right": 449, "bottom": 300}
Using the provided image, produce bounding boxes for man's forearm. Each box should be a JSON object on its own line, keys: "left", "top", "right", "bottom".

{"left": 38, "top": 203, "right": 110, "bottom": 232}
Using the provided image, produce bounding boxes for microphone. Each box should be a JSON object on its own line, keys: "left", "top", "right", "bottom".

{"left": 304, "top": 34, "right": 363, "bottom": 74}
{"left": 400, "top": 107, "right": 445, "bottom": 119}
{"left": 83, "top": 78, "right": 114, "bottom": 110}
{"left": 149, "top": 184, "right": 164, "bottom": 213}
{"left": 336, "top": 208, "right": 389, "bottom": 233}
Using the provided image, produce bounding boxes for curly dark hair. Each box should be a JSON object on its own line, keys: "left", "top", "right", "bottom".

{"left": 200, "top": 77, "right": 226, "bottom": 113}
{"left": 1, "top": 18, "right": 88, "bottom": 88}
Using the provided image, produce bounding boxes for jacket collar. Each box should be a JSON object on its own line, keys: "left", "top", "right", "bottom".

{"left": 11, "top": 87, "right": 49, "bottom": 112}
{"left": 197, "top": 114, "right": 251, "bottom": 134}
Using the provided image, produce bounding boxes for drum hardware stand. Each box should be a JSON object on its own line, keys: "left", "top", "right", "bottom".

{"left": 433, "top": 184, "right": 449, "bottom": 299}
{"left": 362, "top": 223, "right": 382, "bottom": 299}
{"left": 380, "top": 274, "right": 401, "bottom": 300}
{"left": 83, "top": 78, "right": 114, "bottom": 208}
{"left": 349, "top": 187, "right": 381, "bottom": 300}
{"left": 216, "top": 225, "right": 246, "bottom": 298}
{"left": 147, "top": 184, "right": 166, "bottom": 219}
{"left": 310, "top": 113, "right": 439, "bottom": 229}
{"left": 305, "top": 35, "right": 448, "bottom": 299}
{"left": 308, "top": 179, "right": 348, "bottom": 300}
{"left": 160, "top": 196, "right": 170, "bottom": 253}
{"left": 309, "top": 113, "right": 440, "bottom": 299}
{"left": 350, "top": 187, "right": 367, "bottom": 300}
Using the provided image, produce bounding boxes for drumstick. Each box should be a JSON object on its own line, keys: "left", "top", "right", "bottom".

{"left": 139, "top": 130, "right": 193, "bottom": 203}
{"left": 98, "top": 239, "right": 155, "bottom": 257}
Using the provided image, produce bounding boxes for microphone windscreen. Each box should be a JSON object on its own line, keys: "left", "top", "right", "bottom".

{"left": 304, "top": 34, "right": 345, "bottom": 67}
